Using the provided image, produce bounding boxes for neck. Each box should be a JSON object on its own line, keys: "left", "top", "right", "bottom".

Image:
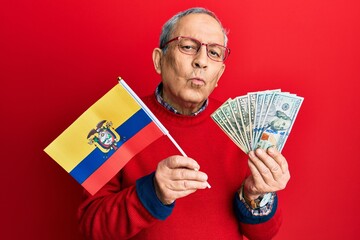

{"left": 163, "top": 95, "right": 204, "bottom": 115}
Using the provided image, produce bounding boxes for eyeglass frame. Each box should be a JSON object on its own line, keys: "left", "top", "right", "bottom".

{"left": 160, "top": 36, "right": 231, "bottom": 62}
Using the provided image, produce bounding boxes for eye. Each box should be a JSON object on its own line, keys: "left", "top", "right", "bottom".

{"left": 208, "top": 45, "right": 224, "bottom": 59}
{"left": 179, "top": 38, "right": 198, "bottom": 53}
{"left": 181, "top": 45, "right": 196, "bottom": 50}
{"left": 209, "top": 49, "right": 220, "bottom": 57}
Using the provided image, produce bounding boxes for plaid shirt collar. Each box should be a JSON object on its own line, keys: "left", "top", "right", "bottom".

{"left": 155, "top": 83, "right": 208, "bottom": 116}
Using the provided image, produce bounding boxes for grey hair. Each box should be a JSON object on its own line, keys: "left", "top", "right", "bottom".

{"left": 159, "top": 7, "right": 228, "bottom": 52}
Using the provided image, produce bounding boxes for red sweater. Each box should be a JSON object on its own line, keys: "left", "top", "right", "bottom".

{"left": 78, "top": 94, "right": 282, "bottom": 239}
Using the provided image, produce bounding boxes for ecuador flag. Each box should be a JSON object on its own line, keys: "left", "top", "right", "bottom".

{"left": 44, "top": 79, "right": 168, "bottom": 195}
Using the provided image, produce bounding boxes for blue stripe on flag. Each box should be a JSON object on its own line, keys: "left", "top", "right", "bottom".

{"left": 69, "top": 109, "right": 152, "bottom": 184}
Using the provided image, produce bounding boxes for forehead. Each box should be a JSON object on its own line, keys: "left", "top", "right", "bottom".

{"left": 172, "top": 13, "right": 224, "bottom": 44}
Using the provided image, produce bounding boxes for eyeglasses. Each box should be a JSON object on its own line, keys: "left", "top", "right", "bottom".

{"left": 161, "top": 36, "right": 231, "bottom": 62}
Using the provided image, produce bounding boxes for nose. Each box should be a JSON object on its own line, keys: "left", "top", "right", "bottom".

{"left": 192, "top": 45, "right": 208, "bottom": 69}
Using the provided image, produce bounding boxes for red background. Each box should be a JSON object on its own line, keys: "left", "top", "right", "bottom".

{"left": 1, "top": 0, "right": 360, "bottom": 239}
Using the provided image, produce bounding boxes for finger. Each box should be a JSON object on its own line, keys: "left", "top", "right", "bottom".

{"left": 249, "top": 150, "right": 277, "bottom": 184}
{"left": 247, "top": 158, "right": 267, "bottom": 188}
{"left": 165, "top": 156, "right": 200, "bottom": 171}
{"left": 267, "top": 147, "right": 289, "bottom": 173}
{"left": 172, "top": 168, "right": 208, "bottom": 182}
{"left": 194, "top": 168, "right": 211, "bottom": 188}
{"left": 169, "top": 179, "right": 210, "bottom": 191}
{"left": 254, "top": 148, "right": 286, "bottom": 181}
{"left": 171, "top": 189, "right": 197, "bottom": 200}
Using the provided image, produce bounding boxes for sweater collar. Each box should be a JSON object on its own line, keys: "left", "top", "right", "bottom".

{"left": 155, "top": 83, "right": 209, "bottom": 116}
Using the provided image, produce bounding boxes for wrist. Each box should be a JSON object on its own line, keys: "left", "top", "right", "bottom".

{"left": 243, "top": 191, "right": 261, "bottom": 201}
{"left": 239, "top": 184, "right": 272, "bottom": 210}
{"left": 153, "top": 174, "right": 174, "bottom": 205}
{"left": 136, "top": 172, "right": 174, "bottom": 220}
{"left": 241, "top": 182, "right": 261, "bottom": 200}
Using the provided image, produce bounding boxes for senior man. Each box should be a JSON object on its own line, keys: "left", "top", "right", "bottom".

{"left": 78, "top": 7, "right": 289, "bottom": 240}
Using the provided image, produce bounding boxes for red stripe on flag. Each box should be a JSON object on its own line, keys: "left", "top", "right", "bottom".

{"left": 81, "top": 121, "right": 164, "bottom": 195}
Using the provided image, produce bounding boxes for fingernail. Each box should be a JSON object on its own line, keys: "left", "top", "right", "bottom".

{"left": 268, "top": 147, "right": 275, "bottom": 155}
{"left": 249, "top": 151, "right": 255, "bottom": 157}
{"left": 206, "top": 182, "right": 211, "bottom": 189}
{"left": 256, "top": 148, "right": 264, "bottom": 155}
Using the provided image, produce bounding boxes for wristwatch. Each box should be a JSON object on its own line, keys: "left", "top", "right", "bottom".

{"left": 239, "top": 185, "right": 272, "bottom": 209}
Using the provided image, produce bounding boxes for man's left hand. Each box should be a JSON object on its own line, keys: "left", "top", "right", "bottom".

{"left": 243, "top": 147, "right": 290, "bottom": 200}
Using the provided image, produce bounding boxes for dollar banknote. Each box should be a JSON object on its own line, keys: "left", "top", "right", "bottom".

{"left": 211, "top": 110, "right": 247, "bottom": 153}
{"left": 236, "top": 96, "right": 253, "bottom": 151}
{"left": 211, "top": 90, "right": 303, "bottom": 153}
{"left": 220, "top": 99, "right": 248, "bottom": 150}
{"left": 253, "top": 90, "right": 280, "bottom": 146}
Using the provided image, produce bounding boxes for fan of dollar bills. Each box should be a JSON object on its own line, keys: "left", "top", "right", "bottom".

{"left": 211, "top": 90, "right": 304, "bottom": 153}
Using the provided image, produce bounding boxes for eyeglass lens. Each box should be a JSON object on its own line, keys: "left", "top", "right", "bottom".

{"left": 178, "top": 37, "right": 227, "bottom": 61}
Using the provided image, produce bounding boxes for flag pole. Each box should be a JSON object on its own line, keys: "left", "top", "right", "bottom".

{"left": 118, "top": 77, "right": 187, "bottom": 157}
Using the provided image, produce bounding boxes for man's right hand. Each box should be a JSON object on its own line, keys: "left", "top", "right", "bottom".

{"left": 154, "top": 155, "right": 209, "bottom": 205}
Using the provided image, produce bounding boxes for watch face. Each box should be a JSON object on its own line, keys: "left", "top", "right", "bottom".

{"left": 259, "top": 193, "right": 272, "bottom": 207}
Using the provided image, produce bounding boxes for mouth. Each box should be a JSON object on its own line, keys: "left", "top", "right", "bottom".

{"left": 189, "top": 77, "right": 205, "bottom": 86}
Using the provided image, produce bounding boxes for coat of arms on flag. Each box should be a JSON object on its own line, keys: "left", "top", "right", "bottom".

{"left": 87, "top": 120, "right": 121, "bottom": 153}
{"left": 44, "top": 78, "right": 185, "bottom": 195}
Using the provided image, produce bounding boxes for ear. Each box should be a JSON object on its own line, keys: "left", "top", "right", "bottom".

{"left": 152, "top": 48, "right": 163, "bottom": 74}
{"left": 214, "top": 64, "right": 226, "bottom": 87}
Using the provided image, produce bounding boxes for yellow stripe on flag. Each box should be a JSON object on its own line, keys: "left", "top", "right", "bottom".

{"left": 44, "top": 84, "right": 141, "bottom": 172}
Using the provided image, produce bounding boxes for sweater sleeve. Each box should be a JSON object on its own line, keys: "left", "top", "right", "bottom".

{"left": 136, "top": 172, "right": 175, "bottom": 220}
{"left": 233, "top": 193, "right": 283, "bottom": 240}
{"left": 77, "top": 172, "right": 173, "bottom": 239}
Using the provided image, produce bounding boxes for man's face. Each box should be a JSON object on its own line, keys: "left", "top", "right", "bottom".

{"left": 154, "top": 13, "right": 226, "bottom": 113}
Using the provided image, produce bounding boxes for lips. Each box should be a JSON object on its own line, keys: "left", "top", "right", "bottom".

{"left": 189, "top": 77, "right": 205, "bottom": 86}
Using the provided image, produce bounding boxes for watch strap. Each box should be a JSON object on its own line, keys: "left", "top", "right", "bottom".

{"left": 239, "top": 184, "right": 272, "bottom": 209}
